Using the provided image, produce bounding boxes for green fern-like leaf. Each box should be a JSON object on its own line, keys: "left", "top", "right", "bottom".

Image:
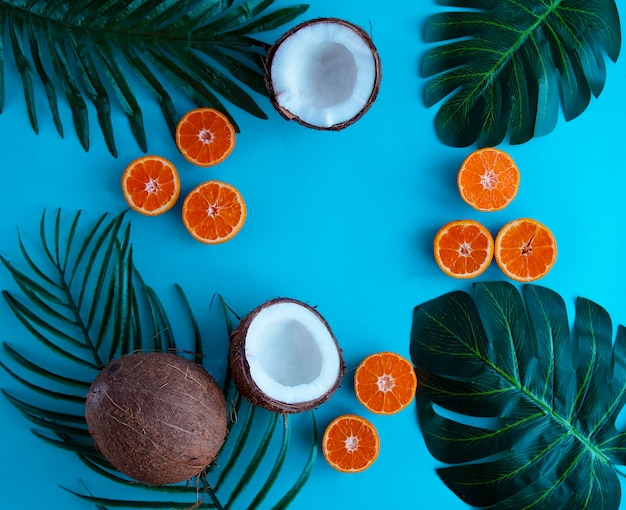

{"left": 0, "top": 208, "right": 317, "bottom": 509}
{"left": 421, "top": 0, "right": 621, "bottom": 147}
{"left": 1, "top": 0, "right": 309, "bottom": 157}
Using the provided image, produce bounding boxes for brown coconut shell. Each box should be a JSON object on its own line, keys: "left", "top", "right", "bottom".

{"left": 229, "top": 297, "right": 345, "bottom": 414}
{"left": 265, "top": 17, "right": 382, "bottom": 131}
{"left": 85, "top": 352, "right": 227, "bottom": 486}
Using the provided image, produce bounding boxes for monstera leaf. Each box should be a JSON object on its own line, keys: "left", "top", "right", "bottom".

{"left": 410, "top": 281, "right": 626, "bottom": 509}
{"left": 0, "top": 209, "right": 317, "bottom": 509}
{"left": 0, "top": 0, "right": 308, "bottom": 157}
{"left": 421, "top": 0, "right": 621, "bottom": 147}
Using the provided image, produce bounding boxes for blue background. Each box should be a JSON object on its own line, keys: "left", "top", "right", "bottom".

{"left": 1, "top": 1, "right": 626, "bottom": 508}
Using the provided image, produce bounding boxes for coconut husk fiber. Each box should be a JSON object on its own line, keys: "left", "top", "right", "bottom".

{"left": 85, "top": 352, "right": 227, "bottom": 485}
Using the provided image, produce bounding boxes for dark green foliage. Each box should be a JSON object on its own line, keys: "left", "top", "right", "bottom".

{"left": 421, "top": 0, "right": 621, "bottom": 147}
{"left": 410, "top": 281, "right": 626, "bottom": 509}
{"left": 0, "top": 208, "right": 317, "bottom": 509}
{"left": 0, "top": 0, "right": 309, "bottom": 156}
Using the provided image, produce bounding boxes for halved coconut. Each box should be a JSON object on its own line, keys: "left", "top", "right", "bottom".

{"left": 229, "top": 298, "right": 345, "bottom": 413}
{"left": 265, "top": 18, "right": 382, "bottom": 130}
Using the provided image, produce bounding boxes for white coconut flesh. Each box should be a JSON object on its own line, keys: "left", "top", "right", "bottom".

{"left": 269, "top": 21, "right": 378, "bottom": 128}
{"left": 244, "top": 301, "right": 342, "bottom": 404}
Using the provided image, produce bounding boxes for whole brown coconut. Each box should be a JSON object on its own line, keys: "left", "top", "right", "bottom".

{"left": 229, "top": 298, "right": 345, "bottom": 413}
{"left": 85, "top": 352, "right": 227, "bottom": 486}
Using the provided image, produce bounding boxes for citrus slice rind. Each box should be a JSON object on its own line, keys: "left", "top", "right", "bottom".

{"left": 494, "top": 218, "right": 557, "bottom": 282}
{"left": 433, "top": 219, "right": 494, "bottom": 279}
{"left": 354, "top": 352, "right": 417, "bottom": 415}
{"left": 121, "top": 155, "right": 180, "bottom": 216}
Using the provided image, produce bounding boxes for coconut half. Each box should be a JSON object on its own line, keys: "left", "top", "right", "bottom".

{"left": 266, "top": 18, "right": 382, "bottom": 130}
{"left": 229, "top": 298, "right": 345, "bottom": 413}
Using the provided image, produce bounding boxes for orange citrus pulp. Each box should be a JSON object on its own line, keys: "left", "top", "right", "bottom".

{"left": 458, "top": 147, "right": 520, "bottom": 211}
{"left": 494, "top": 218, "right": 557, "bottom": 282}
{"left": 322, "top": 414, "right": 380, "bottom": 473}
{"left": 434, "top": 219, "right": 494, "bottom": 278}
{"left": 121, "top": 155, "right": 180, "bottom": 216}
{"left": 354, "top": 352, "right": 417, "bottom": 415}
{"left": 175, "top": 108, "right": 236, "bottom": 167}
{"left": 182, "top": 180, "right": 246, "bottom": 244}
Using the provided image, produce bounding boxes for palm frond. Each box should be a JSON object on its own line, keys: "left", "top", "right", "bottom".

{"left": 0, "top": 361, "right": 85, "bottom": 403}
{"left": 272, "top": 412, "right": 318, "bottom": 510}
{"left": 32, "top": 430, "right": 99, "bottom": 456}
{"left": 214, "top": 393, "right": 257, "bottom": 491}
{"left": 1, "top": 207, "right": 317, "bottom": 509}
{"left": 1, "top": 0, "right": 309, "bottom": 157}
{"left": 175, "top": 283, "right": 204, "bottom": 364}
{"left": 2, "top": 343, "right": 91, "bottom": 388}
{"left": 246, "top": 414, "right": 290, "bottom": 509}
{"left": 64, "top": 487, "right": 219, "bottom": 509}
{"left": 225, "top": 411, "right": 279, "bottom": 507}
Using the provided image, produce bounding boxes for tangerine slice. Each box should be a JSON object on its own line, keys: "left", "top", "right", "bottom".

{"left": 434, "top": 219, "right": 494, "bottom": 279}
{"left": 175, "top": 108, "right": 236, "bottom": 167}
{"left": 121, "top": 155, "right": 180, "bottom": 216}
{"left": 182, "top": 180, "right": 246, "bottom": 244}
{"left": 494, "top": 218, "right": 557, "bottom": 282}
{"left": 354, "top": 352, "right": 417, "bottom": 415}
{"left": 322, "top": 414, "right": 380, "bottom": 473}
{"left": 458, "top": 147, "right": 520, "bottom": 211}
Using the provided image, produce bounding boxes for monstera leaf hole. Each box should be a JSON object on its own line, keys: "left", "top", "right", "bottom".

{"left": 266, "top": 18, "right": 382, "bottom": 130}
{"left": 429, "top": 401, "right": 504, "bottom": 432}
{"left": 229, "top": 298, "right": 345, "bottom": 413}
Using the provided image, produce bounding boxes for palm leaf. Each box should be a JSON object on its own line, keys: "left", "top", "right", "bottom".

{"left": 0, "top": 361, "right": 85, "bottom": 403}
{"left": 421, "top": 0, "right": 621, "bottom": 147}
{"left": 247, "top": 414, "right": 292, "bottom": 509}
{"left": 214, "top": 393, "right": 257, "bottom": 491}
{"left": 33, "top": 431, "right": 100, "bottom": 456}
{"left": 1, "top": 207, "right": 317, "bottom": 509}
{"left": 270, "top": 412, "right": 318, "bottom": 510}
{"left": 1, "top": 343, "right": 91, "bottom": 388}
{"left": 1, "top": 0, "right": 309, "bottom": 157}
{"left": 410, "top": 281, "right": 626, "bottom": 509}
{"left": 64, "top": 487, "right": 219, "bottom": 509}
{"left": 224, "top": 409, "right": 280, "bottom": 507}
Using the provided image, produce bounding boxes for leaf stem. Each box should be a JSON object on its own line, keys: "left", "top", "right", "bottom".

{"left": 61, "top": 280, "right": 104, "bottom": 367}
